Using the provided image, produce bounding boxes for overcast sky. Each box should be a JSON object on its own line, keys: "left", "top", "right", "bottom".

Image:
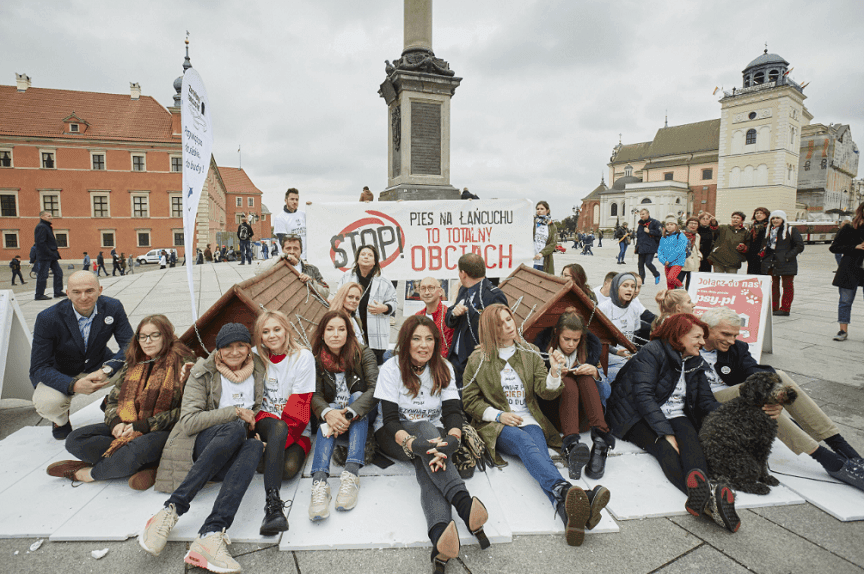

{"left": 2, "top": 0, "right": 862, "bottom": 220}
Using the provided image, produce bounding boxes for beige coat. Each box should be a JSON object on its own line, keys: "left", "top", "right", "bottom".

{"left": 154, "top": 352, "right": 266, "bottom": 494}
{"left": 682, "top": 233, "right": 702, "bottom": 272}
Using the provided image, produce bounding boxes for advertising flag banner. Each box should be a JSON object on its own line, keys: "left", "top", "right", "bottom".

{"left": 688, "top": 272, "right": 773, "bottom": 362}
{"left": 307, "top": 199, "right": 534, "bottom": 286}
{"left": 181, "top": 68, "right": 213, "bottom": 322}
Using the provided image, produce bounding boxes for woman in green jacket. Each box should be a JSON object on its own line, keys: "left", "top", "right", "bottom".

{"left": 462, "top": 303, "right": 610, "bottom": 547}
{"left": 533, "top": 201, "right": 558, "bottom": 274}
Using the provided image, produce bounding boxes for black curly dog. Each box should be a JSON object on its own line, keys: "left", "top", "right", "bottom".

{"left": 699, "top": 372, "right": 797, "bottom": 495}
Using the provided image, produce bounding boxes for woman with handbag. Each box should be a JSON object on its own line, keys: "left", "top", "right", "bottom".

{"left": 373, "top": 315, "right": 489, "bottom": 573}
{"left": 308, "top": 310, "right": 379, "bottom": 520}
{"left": 462, "top": 304, "right": 610, "bottom": 547}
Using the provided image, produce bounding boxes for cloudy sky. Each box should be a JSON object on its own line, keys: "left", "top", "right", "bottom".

{"left": 2, "top": 0, "right": 862, "bottom": 220}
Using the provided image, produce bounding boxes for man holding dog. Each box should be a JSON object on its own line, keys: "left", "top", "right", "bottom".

{"left": 700, "top": 307, "right": 864, "bottom": 492}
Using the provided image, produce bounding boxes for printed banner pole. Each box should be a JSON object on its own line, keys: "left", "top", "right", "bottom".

{"left": 181, "top": 68, "right": 213, "bottom": 322}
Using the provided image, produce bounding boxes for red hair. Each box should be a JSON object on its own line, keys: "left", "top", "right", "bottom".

{"left": 650, "top": 313, "right": 708, "bottom": 353}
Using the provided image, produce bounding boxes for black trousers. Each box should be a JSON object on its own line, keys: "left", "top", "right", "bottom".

{"left": 637, "top": 253, "right": 659, "bottom": 280}
{"left": 625, "top": 416, "right": 707, "bottom": 493}
{"left": 65, "top": 423, "right": 169, "bottom": 481}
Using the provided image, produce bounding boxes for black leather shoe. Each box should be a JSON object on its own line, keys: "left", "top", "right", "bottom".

{"left": 52, "top": 421, "right": 72, "bottom": 440}
{"left": 585, "top": 428, "right": 615, "bottom": 480}
{"left": 54, "top": 293, "right": 67, "bottom": 298}
{"left": 562, "top": 440, "right": 590, "bottom": 480}
{"left": 259, "top": 488, "right": 289, "bottom": 535}
{"left": 585, "top": 484, "right": 610, "bottom": 530}
{"left": 35, "top": 295, "right": 52, "bottom": 301}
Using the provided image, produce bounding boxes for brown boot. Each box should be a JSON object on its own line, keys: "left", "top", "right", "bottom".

{"left": 128, "top": 468, "right": 158, "bottom": 491}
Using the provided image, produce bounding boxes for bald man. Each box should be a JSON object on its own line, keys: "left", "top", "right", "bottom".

{"left": 29, "top": 271, "right": 133, "bottom": 440}
{"left": 414, "top": 277, "right": 454, "bottom": 358}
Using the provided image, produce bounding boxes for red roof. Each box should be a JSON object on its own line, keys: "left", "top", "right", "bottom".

{"left": 0, "top": 85, "right": 176, "bottom": 143}
{"left": 217, "top": 166, "right": 262, "bottom": 195}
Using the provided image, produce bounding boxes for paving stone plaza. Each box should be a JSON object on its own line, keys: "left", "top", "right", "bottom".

{"left": 1, "top": 241, "right": 862, "bottom": 574}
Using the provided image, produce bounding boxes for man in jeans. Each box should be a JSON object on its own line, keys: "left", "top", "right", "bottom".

{"left": 236, "top": 215, "right": 254, "bottom": 265}
{"left": 33, "top": 211, "right": 65, "bottom": 301}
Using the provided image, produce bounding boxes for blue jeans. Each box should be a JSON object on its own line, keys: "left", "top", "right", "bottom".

{"left": 618, "top": 242, "right": 628, "bottom": 262}
{"left": 238, "top": 240, "right": 252, "bottom": 264}
{"left": 35, "top": 259, "right": 63, "bottom": 298}
{"left": 838, "top": 287, "right": 863, "bottom": 324}
{"left": 311, "top": 391, "right": 368, "bottom": 475}
{"left": 166, "top": 420, "right": 262, "bottom": 535}
{"left": 496, "top": 424, "right": 565, "bottom": 504}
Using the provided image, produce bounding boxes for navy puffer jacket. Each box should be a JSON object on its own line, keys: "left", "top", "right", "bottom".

{"left": 606, "top": 339, "right": 719, "bottom": 439}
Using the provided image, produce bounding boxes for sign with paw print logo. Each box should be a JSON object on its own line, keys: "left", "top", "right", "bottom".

{"left": 688, "top": 273, "right": 773, "bottom": 362}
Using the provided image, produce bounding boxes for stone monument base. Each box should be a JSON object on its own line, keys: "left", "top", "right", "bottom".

{"left": 379, "top": 183, "right": 461, "bottom": 201}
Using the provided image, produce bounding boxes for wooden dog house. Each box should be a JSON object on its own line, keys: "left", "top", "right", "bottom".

{"left": 499, "top": 265, "right": 636, "bottom": 373}
{"left": 180, "top": 259, "right": 330, "bottom": 358}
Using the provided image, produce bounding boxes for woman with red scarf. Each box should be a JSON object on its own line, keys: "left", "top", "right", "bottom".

{"left": 308, "top": 310, "right": 379, "bottom": 520}
{"left": 253, "top": 310, "right": 316, "bottom": 535}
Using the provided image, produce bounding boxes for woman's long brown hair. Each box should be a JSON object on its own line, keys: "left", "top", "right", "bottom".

{"left": 311, "top": 310, "right": 361, "bottom": 372}
{"left": 125, "top": 314, "right": 192, "bottom": 373}
{"left": 548, "top": 307, "right": 588, "bottom": 364}
{"left": 395, "top": 315, "right": 451, "bottom": 398}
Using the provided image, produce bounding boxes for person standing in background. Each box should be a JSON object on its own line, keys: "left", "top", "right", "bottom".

{"left": 10, "top": 255, "right": 26, "bottom": 285}
{"left": 273, "top": 188, "right": 306, "bottom": 259}
{"left": 33, "top": 211, "right": 64, "bottom": 301}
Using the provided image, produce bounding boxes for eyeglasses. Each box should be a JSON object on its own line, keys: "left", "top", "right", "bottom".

{"left": 418, "top": 286, "right": 439, "bottom": 293}
{"left": 138, "top": 332, "right": 163, "bottom": 342}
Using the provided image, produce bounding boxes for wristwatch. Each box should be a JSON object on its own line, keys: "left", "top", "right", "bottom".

{"left": 344, "top": 411, "right": 355, "bottom": 421}
{"left": 101, "top": 365, "right": 113, "bottom": 376}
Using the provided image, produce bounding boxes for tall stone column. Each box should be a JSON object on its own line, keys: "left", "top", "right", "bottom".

{"left": 379, "top": 0, "right": 462, "bottom": 201}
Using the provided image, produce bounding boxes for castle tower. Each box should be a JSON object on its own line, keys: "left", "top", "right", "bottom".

{"left": 378, "top": 0, "right": 462, "bottom": 201}
{"left": 715, "top": 49, "right": 812, "bottom": 221}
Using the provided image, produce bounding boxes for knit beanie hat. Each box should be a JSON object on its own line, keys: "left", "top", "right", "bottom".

{"left": 215, "top": 323, "right": 251, "bottom": 349}
{"left": 769, "top": 210, "right": 787, "bottom": 223}
{"left": 664, "top": 214, "right": 678, "bottom": 225}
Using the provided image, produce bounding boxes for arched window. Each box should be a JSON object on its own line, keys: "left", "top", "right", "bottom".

{"left": 753, "top": 71, "right": 764, "bottom": 85}
{"left": 746, "top": 129, "right": 757, "bottom": 145}
{"left": 641, "top": 198, "right": 652, "bottom": 204}
{"left": 624, "top": 165, "right": 633, "bottom": 177}
{"left": 610, "top": 203, "right": 618, "bottom": 216}
{"left": 675, "top": 197, "right": 681, "bottom": 204}
{"left": 769, "top": 69, "right": 779, "bottom": 82}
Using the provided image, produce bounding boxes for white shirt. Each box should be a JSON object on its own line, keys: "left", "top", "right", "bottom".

{"left": 272, "top": 209, "right": 307, "bottom": 259}
{"left": 660, "top": 367, "right": 687, "bottom": 420}
{"left": 479, "top": 346, "right": 555, "bottom": 428}
{"left": 218, "top": 373, "right": 256, "bottom": 410}
{"left": 598, "top": 299, "right": 641, "bottom": 366}
{"left": 534, "top": 223, "right": 549, "bottom": 256}
{"left": 373, "top": 357, "right": 459, "bottom": 432}
{"left": 593, "top": 286, "right": 610, "bottom": 305}
{"left": 700, "top": 349, "right": 728, "bottom": 393}
{"left": 260, "top": 349, "right": 316, "bottom": 417}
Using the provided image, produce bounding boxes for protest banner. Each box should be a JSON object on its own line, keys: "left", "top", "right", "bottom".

{"left": 180, "top": 68, "right": 213, "bottom": 322}
{"left": 688, "top": 272, "right": 773, "bottom": 362}
{"left": 307, "top": 199, "right": 534, "bottom": 285}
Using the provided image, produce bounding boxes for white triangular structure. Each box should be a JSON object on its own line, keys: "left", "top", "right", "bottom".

{"left": 0, "top": 290, "right": 34, "bottom": 401}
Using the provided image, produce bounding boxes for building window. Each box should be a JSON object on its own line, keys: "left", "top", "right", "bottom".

{"left": 1, "top": 194, "right": 17, "bottom": 217}
{"left": 753, "top": 71, "right": 764, "bottom": 85}
{"left": 769, "top": 69, "right": 779, "bottom": 82}
{"left": 171, "top": 156, "right": 182, "bottom": 172}
{"left": 804, "top": 160, "right": 811, "bottom": 171}
{"left": 101, "top": 231, "right": 115, "bottom": 248}
{"left": 54, "top": 231, "right": 69, "bottom": 248}
{"left": 624, "top": 165, "right": 633, "bottom": 177}
{"left": 664, "top": 172, "right": 673, "bottom": 181}
{"left": 42, "top": 152, "right": 55, "bottom": 168}
{"left": 92, "top": 195, "right": 109, "bottom": 217}
{"left": 132, "top": 195, "right": 149, "bottom": 217}
{"left": 610, "top": 203, "right": 618, "bottom": 216}
{"left": 248, "top": 197, "right": 254, "bottom": 207}
{"left": 171, "top": 196, "right": 183, "bottom": 218}
{"left": 132, "top": 155, "right": 145, "bottom": 171}
{"left": 70, "top": 124, "right": 79, "bottom": 133}
{"left": 2, "top": 230, "right": 19, "bottom": 249}
{"left": 235, "top": 197, "right": 243, "bottom": 207}
{"left": 0, "top": 150, "right": 11, "bottom": 167}
{"left": 745, "top": 129, "right": 757, "bottom": 145}
{"left": 235, "top": 213, "right": 244, "bottom": 224}
{"left": 748, "top": 111, "right": 757, "bottom": 120}
{"left": 641, "top": 198, "right": 652, "bottom": 204}
{"left": 137, "top": 231, "right": 151, "bottom": 247}
{"left": 92, "top": 154, "right": 105, "bottom": 170}
{"left": 173, "top": 230, "right": 184, "bottom": 246}
{"left": 42, "top": 194, "right": 60, "bottom": 216}
{"left": 702, "top": 169, "right": 713, "bottom": 180}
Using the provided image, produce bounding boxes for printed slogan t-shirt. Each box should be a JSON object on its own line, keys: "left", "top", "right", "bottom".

{"left": 497, "top": 346, "right": 540, "bottom": 428}
{"left": 373, "top": 357, "right": 458, "bottom": 432}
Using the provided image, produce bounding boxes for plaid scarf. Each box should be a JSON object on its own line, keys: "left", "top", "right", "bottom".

{"left": 319, "top": 346, "right": 347, "bottom": 373}
{"left": 103, "top": 355, "right": 179, "bottom": 457}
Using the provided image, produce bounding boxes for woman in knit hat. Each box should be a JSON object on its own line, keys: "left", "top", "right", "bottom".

{"left": 760, "top": 210, "right": 804, "bottom": 316}
{"left": 657, "top": 215, "right": 689, "bottom": 290}
{"left": 140, "top": 322, "right": 267, "bottom": 573}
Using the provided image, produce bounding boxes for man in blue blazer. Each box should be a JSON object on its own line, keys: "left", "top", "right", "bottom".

{"left": 29, "top": 271, "right": 134, "bottom": 439}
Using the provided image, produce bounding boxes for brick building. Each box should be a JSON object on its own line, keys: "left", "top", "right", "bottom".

{"left": 218, "top": 166, "right": 268, "bottom": 245}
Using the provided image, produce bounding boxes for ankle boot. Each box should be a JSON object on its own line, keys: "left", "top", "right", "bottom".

{"left": 584, "top": 485, "right": 610, "bottom": 530}
{"left": 552, "top": 482, "right": 590, "bottom": 547}
{"left": 561, "top": 435, "right": 590, "bottom": 480}
{"left": 585, "top": 428, "right": 615, "bottom": 480}
{"left": 431, "top": 521, "right": 460, "bottom": 573}
{"left": 260, "top": 488, "right": 289, "bottom": 536}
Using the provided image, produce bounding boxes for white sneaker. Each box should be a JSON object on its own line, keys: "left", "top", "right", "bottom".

{"left": 309, "top": 480, "right": 331, "bottom": 521}
{"left": 139, "top": 503, "right": 179, "bottom": 556}
{"left": 335, "top": 471, "right": 360, "bottom": 511}
{"left": 184, "top": 528, "right": 241, "bottom": 573}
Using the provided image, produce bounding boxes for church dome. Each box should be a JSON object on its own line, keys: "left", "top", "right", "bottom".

{"left": 611, "top": 175, "right": 641, "bottom": 191}
{"left": 744, "top": 51, "right": 789, "bottom": 72}
{"left": 742, "top": 49, "right": 790, "bottom": 88}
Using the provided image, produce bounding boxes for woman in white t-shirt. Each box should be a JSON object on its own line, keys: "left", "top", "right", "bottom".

{"left": 462, "top": 304, "right": 610, "bottom": 547}
{"left": 330, "top": 282, "right": 366, "bottom": 345}
{"left": 252, "top": 310, "right": 316, "bottom": 536}
{"left": 597, "top": 272, "right": 641, "bottom": 383}
{"left": 373, "top": 315, "right": 489, "bottom": 572}
{"left": 308, "top": 310, "right": 379, "bottom": 521}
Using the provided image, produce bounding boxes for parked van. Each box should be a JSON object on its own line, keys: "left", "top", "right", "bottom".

{"left": 136, "top": 248, "right": 177, "bottom": 265}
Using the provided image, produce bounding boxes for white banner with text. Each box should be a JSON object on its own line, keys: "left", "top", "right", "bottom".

{"left": 307, "top": 199, "right": 534, "bottom": 285}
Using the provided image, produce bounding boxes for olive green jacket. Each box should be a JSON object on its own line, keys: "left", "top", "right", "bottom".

{"left": 462, "top": 344, "right": 563, "bottom": 466}
{"left": 534, "top": 221, "right": 558, "bottom": 274}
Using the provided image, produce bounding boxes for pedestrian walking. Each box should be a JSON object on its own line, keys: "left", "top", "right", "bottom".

{"left": 830, "top": 202, "right": 864, "bottom": 342}
{"left": 119, "top": 253, "right": 127, "bottom": 275}
{"left": 127, "top": 253, "right": 135, "bottom": 274}
{"left": 169, "top": 251, "right": 177, "bottom": 268}
{"left": 615, "top": 223, "right": 630, "bottom": 264}
{"left": 9, "top": 255, "right": 26, "bottom": 285}
{"left": 761, "top": 210, "right": 804, "bottom": 316}
{"left": 96, "top": 252, "right": 107, "bottom": 277}
{"left": 598, "top": 229, "right": 604, "bottom": 247}
{"left": 82, "top": 252, "right": 91, "bottom": 271}
{"left": 635, "top": 208, "right": 663, "bottom": 284}
{"left": 159, "top": 251, "right": 167, "bottom": 270}
{"left": 657, "top": 215, "right": 689, "bottom": 290}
